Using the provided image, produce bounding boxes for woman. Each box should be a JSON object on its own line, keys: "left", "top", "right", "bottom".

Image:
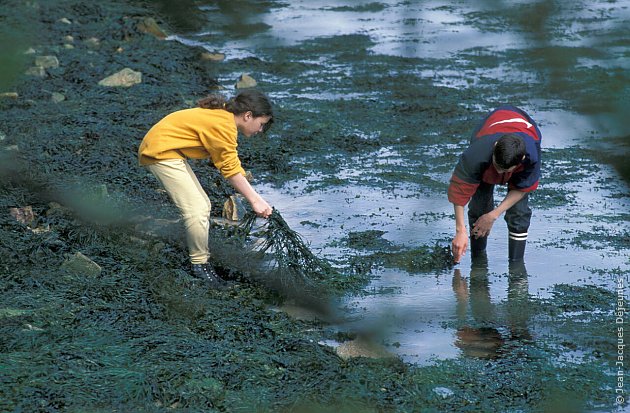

{"left": 138, "top": 89, "right": 274, "bottom": 287}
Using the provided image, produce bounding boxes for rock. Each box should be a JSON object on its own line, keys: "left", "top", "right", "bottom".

{"left": 235, "top": 73, "right": 257, "bottom": 89}
{"left": 63, "top": 44, "right": 74, "bottom": 50}
{"left": 0, "top": 92, "right": 18, "bottom": 99}
{"left": 137, "top": 17, "right": 168, "bottom": 39}
{"left": 200, "top": 52, "right": 225, "bottom": 62}
{"left": 0, "top": 131, "right": 5, "bottom": 141}
{"left": 24, "top": 48, "right": 36, "bottom": 55}
{"left": 85, "top": 37, "right": 100, "bottom": 49}
{"left": 35, "top": 55, "right": 59, "bottom": 69}
{"left": 23, "top": 323, "right": 45, "bottom": 332}
{"left": 51, "top": 92, "right": 65, "bottom": 103}
{"left": 58, "top": 17, "right": 72, "bottom": 24}
{"left": 30, "top": 224, "right": 50, "bottom": 234}
{"left": 0, "top": 308, "right": 33, "bottom": 318}
{"left": 98, "top": 68, "right": 142, "bottom": 87}
{"left": 25, "top": 66, "right": 46, "bottom": 77}
{"left": 63, "top": 35, "right": 74, "bottom": 43}
{"left": 61, "top": 252, "right": 102, "bottom": 277}
{"left": 335, "top": 337, "right": 396, "bottom": 360}
{"left": 222, "top": 194, "right": 247, "bottom": 221}
{"left": 209, "top": 217, "right": 240, "bottom": 228}
{"left": 9, "top": 206, "right": 35, "bottom": 225}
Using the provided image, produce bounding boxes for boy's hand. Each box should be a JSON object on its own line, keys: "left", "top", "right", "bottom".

{"left": 472, "top": 212, "right": 497, "bottom": 238}
{"left": 452, "top": 231, "right": 468, "bottom": 263}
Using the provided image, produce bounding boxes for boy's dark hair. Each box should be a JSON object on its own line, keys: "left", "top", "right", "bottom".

{"left": 198, "top": 89, "right": 274, "bottom": 132}
{"left": 493, "top": 134, "right": 525, "bottom": 169}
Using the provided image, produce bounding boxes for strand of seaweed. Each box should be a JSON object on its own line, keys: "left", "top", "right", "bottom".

{"left": 235, "top": 208, "right": 334, "bottom": 292}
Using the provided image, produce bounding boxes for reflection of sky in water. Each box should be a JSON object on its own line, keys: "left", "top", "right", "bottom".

{"left": 260, "top": 0, "right": 521, "bottom": 58}
{"left": 183, "top": 0, "right": 628, "bottom": 67}
{"left": 181, "top": 0, "right": 522, "bottom": 59}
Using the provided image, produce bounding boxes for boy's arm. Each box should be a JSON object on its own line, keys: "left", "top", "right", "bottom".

{"left": 452, "top": 204, "right": 468, "bottom": 263}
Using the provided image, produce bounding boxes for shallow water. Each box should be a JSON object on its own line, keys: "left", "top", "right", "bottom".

{"left": 172, "top": 0, "right": 629, "bottom": 366}
{"left": 258, "top": 160, "right": 628, "bottom": 363}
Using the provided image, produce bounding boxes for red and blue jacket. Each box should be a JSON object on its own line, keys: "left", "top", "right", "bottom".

{"left": 447, "top": 105, "right": 542, "bottom": 206}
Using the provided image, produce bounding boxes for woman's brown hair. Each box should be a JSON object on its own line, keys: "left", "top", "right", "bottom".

{"left": 198, "top": 89, "right": 274, "bottom": 132}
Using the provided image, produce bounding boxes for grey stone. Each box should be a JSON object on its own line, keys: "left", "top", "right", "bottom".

{"left": 25, "top": 66, "right": 46, "bottom": 77}
{"left": 98, "top": 68, "right": 142, "bottom": 87}
{"left": 222, "top": 194, "right": 247, "bottom": 221}
{"left": 51, "top": 92, "right": 65, "bottom": 103}
{"left": 35, "top": 55, "right": 59, "bottom": 69}
{"left": 137, "top": 17, "right": 167, "bottom": 39}
{"left": 61, "top": 252, "right": 102, "bottom": 277}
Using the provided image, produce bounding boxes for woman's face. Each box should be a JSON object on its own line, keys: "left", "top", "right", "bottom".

{"left": 238, "top": 112, "right": 272, "bottom": 137}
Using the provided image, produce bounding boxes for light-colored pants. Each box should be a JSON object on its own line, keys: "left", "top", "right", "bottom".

{"left": 146, "top": 159, "right": 211, "bottom": 264}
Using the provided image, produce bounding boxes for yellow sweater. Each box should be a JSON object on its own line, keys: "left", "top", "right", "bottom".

{"left": 138, "top": 108, "right": 245, "bottom": 178}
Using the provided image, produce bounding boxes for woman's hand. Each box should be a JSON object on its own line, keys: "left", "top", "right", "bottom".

{"left": 227, "top": 173, "right": 272, "bottom": 218}
{"left": 251, "top": 198, "right": 272, "bottom": 218}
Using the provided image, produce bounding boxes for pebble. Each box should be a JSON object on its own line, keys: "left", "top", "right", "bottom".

{"left": 433, "top": 387, "right": 455, "bottom": 398}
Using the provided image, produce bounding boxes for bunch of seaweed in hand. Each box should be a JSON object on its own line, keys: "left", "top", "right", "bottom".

{"left": 236, "top": 208, "right": 335, "bottom": 291}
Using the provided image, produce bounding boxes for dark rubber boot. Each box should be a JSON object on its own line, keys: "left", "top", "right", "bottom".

{"left": 470, "top": 248, "right": 488, "bottom": 268}
{"left": 191, "top": 263, "right": 230, "bottom": 288}
{"left": 470, "top": 235, "right": 488, "bottom": 259}
{"left": 508, "top": 238, "right": 526, "bottom": 262}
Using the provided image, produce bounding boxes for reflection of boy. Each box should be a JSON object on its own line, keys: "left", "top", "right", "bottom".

{"left": 452, "top": 261, "right": 532, "bottom": 359}
{"left": 452, "top": 267, "right": 503, "bottom": 359}
{"left": 448, "top": 105, "right": 542, "bottom": 263}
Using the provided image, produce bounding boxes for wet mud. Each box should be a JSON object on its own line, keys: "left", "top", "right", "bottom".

{"left": 1, "top": 0, "right": 629, "bottom": 412}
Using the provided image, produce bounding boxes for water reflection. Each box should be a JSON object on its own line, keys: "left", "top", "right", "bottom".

{"left": 452, "top": 256, "right": 532, "bottom": 359}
